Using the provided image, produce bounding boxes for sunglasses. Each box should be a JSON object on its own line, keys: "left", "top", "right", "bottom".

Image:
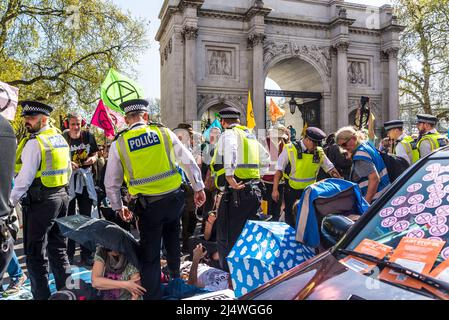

{"left": 339, "top": 137, "right": 352, "bottom": 148}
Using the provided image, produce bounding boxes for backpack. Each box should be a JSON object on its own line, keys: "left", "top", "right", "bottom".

{"left": 379, "top": 151, "right": 410, "bottom": 183}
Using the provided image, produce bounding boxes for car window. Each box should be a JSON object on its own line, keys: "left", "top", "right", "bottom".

{"left": 347, "top": 160, "right": 449, "bottom": 270}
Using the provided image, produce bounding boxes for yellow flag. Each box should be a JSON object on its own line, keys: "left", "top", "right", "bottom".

{"left": 247, "top": 91, "right": 256, "bottom": 129}
{"left": 302, "top": 122, "right": 308, "bottom": 138}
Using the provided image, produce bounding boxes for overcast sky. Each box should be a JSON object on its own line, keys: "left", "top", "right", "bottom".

{"left": 112, "top": 0, "right": 393, "bottom": 99}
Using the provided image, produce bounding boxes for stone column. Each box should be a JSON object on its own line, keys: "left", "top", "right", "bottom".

{"left": 182, "top": 26, "right": 198, "bottom": 124}
{"left": 387, "top": 48, "right": 400, "bottom": 120}
{"left": 248, "top": 32, "right": 266, "bottom": 129}
{"left": 335, "top": 42, "right": 349, "bottom": 128}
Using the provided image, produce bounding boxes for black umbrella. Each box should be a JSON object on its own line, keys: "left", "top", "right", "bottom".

{"left": 56, "top": 215, "right": 141, "bottom": 270}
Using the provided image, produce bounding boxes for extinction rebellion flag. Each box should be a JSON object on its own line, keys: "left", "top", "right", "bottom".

{"left": 0, "top": 81, "right": 19, "bottom": 121}
{"left": 100, "top": 68, "right": 145, "bottom": 114}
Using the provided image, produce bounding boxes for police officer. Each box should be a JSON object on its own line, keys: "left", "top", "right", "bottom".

{"left": 272, "top": 127, "right": 342, "bottom": 228}
{"left": 0, "top": 114, "right": 16, "bottom": 285}
{"left": 416, "top": 114, "right": 448, "bottom": 158}
{"left": 9, "top": 101, "right": 72, "bottom": 300}
{"left": 104, "top": 99, "right": 206, "bottom": 300}
{"left": 210, "top": 107, "right": 270, "bottom": 272}
{"left": 384, "top": 120, "right": 419, "bottom": 165}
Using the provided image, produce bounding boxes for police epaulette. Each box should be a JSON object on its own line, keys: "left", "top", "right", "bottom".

{"left": 148, "top": 122, "right": 166, "bottom": 128}
{"left": 113, "top": 129, "right": 129, "bottom": 141}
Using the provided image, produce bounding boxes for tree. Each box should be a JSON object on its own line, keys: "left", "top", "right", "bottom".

{"left": 1, "top": 0, "right": 148, "bottom": 118}
{"left": 394, "top": 0, "right": 449, "bottom": 117}
{"left": 147, "top": 97, "right": 161, "bottom": 123}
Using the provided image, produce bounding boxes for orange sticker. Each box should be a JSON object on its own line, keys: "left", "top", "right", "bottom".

{"left": 424, "top": 259, "right": 449, "bottom": 300}
{"left": 340, "top": 239, "right": 393, "bottom": 274}
{"left": 379, "top": 238, "right": 446, "bottom": 290}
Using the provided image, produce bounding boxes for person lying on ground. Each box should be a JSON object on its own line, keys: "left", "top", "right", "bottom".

{"left": 182, "top": 244, "right": 231, "bottom": 292}
{"left": 91, "top": 246, "right": 145, "bottom": 300}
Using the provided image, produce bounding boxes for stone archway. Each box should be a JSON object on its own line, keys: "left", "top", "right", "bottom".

{"left": 263, "top": 41, "right": 332, "bottom": 133}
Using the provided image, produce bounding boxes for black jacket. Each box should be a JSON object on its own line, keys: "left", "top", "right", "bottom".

{"left": 0, "top": 115, "right": 16, "bottom": 217}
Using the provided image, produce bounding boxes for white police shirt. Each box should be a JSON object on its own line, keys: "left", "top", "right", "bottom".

{"left": 105, "top": 122, "right": 205, "bottom": 211}
{"left": 213, "top": 123, "right": 270, "bottom": 177}
{"left": 419, "top": 129, "right": 437, "bottom": 158}
{"left": 394, "top": 133, "right": 411, "bottom": 165}
{"left": 275, "top": 140, "right": 335, "bottom": 173}
{"left": 10, "top": 125, "right": 72, "bottom": 207}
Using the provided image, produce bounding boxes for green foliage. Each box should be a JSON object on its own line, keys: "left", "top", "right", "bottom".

{"left": 395, "top": 0, "right": 449, "bottom": 116}
{"left": 0, "top": 0, "right": 148, "bottom": 118}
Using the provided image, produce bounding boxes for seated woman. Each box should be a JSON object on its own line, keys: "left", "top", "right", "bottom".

{"left": 91, "top": 246, "right": 146, "bottom": 300}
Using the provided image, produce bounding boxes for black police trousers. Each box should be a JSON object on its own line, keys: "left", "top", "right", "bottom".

{"left": 283, "top": 185, "right": 304, "bottom": 228}
{"left": 216, "top": 186, "right": 260, "bottom": 272}
{"left": 136, "top": 189, "right": 185, "bottom": 300}
{"left": 23, "top": 189, "right": 71, "bottom": 300}
{"left": 262, "top": 183, "right": 284, "bottom": 222}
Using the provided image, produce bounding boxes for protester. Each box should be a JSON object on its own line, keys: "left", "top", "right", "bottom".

{"left": 63, "top": 113, "right": 99, "bottom": 266}
{"left": 318, "top": 133, "right": 352, "bottom": 181}
{"left": 91, "top": 246, "right": 145, "bottom": 300}
{"left": 336, "top": 126, "right": 390, "bottom": 204}
{"left": 0, "top": 251, "right": 27, "bottom": 295}
{"left": 182, "top": 244, "right": 230, "bottom": 292}
{"left": 261, "top": 125, "right": 289, "bottom": 221}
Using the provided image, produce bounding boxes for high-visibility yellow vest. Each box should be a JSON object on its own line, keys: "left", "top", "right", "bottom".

{"left": 116, "top": 125, "right": 182, "bottom": 195}
{"left": 417, "top": 131, "right": 448, "bottom": 156}
{"left": 396, "top": 135, "right": 419, "bottom": 164}
{"left": 283, "top": 142, "right": 324, "bottom": 190}
{"left": 210, "top": 125, "right": 260, "bottom": 188}
{"left": 15, "top": 127, "right": 70, "bottom": 188}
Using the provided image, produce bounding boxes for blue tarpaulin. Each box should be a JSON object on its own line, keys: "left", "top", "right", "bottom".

{"left": 227, "top": 220, "right": 316, "bottom": 298}
{"left": 295, "top": 178, "right": 370, "bottom": 248}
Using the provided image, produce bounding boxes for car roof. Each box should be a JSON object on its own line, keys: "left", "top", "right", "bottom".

{"left": 429, "top": 145, "right": 449, "bottom": 159}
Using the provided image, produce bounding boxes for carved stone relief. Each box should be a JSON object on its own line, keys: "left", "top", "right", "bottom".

{"left": 198, "top": 93, "right": 244, "bottom": 114}
{"left": 207, "top": 50, "right": 232, "bottom": 76}
{"left": 263, "top": 41, "right": 331, "bottom": 78}
{"left": 348, "top": 61, "right": 366, "bottom": 85}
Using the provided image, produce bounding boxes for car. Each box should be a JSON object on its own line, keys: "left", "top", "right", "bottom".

{"left": 241, "top": 146, "right": 449, "bottom": 300}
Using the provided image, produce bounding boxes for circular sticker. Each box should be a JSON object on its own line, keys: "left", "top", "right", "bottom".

{"left": 427, "top": 183, "right": 444, "bottom": 193}
{"left": 429, "top": 224, "right": 449, "bottom": 237}
{"left": 381, "top": 217, "right": 398, "bottom": 228}
{"left": 409, "top": 203, "right": 426, "bottom": 215}
{"left": 391, "top": 196, "right": 407, "bottom": 207}
{"left": 423, "top": 174, "right": 437, "bottom": 182}
{"left": 436, "top": 206, "right": 449, "bottom": 216}
{"left": 429, "top": 215, "right": 447, "bottom": 226}
{"left": 394, "top": 207, "right": 410, "bottom": 218}
{"left": 443, "top": 184, "right": 449, "bottom": 194}
{"left": 429, "top": 190, "right": 446, "bottom": 200}
{"left": 379, "top": 207, "right": 395, "bottom": 218}
{"left": 425, "top": 198, "right": 442, "bottom": 209}
{"left": 426, "top": 163, "right": 441, "bottom": 172}
{"left": 408, "top": 194, "right": 424, "bottom": 205}
{"left": 428, "top": 237, "right": 444, "bottom": 242}
{"left": 415, "top": 213, "right": 433, "bottom": 225}
{"left": 435, "top": 175, "right": 449, "bottom": 184}
{"left": 407, "top": 229, "right": 426, "bottom": 239}
{"left": 441, "top": 247, "right": 449, "bottom": 260}
{"left": 407, "top": 183, "right": 423, "bottom": 193}
{"left": 392, "top": 220, "right": 410, "bottom": 233}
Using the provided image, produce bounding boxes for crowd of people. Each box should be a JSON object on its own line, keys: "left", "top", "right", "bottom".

{"left": 1, "top": 97, "right": 448, "bottom": 300}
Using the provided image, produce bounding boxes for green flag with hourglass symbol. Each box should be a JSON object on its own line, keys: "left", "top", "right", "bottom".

{"left": 100, "top": 68, "right": 145, "bottom": 114}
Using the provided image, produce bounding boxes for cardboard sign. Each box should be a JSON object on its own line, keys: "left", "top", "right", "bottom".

{"left": 424, "top": 259, "right": 449, "bottom": 300}
{"left": 340, "top": 239, "right": 392, "bottom": 274}
{"left": 379, "top": 238, "right": 446, "bottom": 289}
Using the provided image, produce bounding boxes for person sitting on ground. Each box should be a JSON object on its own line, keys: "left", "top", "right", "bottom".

{"left": 91, "top": 246, "right": 145, "bottom": 300}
